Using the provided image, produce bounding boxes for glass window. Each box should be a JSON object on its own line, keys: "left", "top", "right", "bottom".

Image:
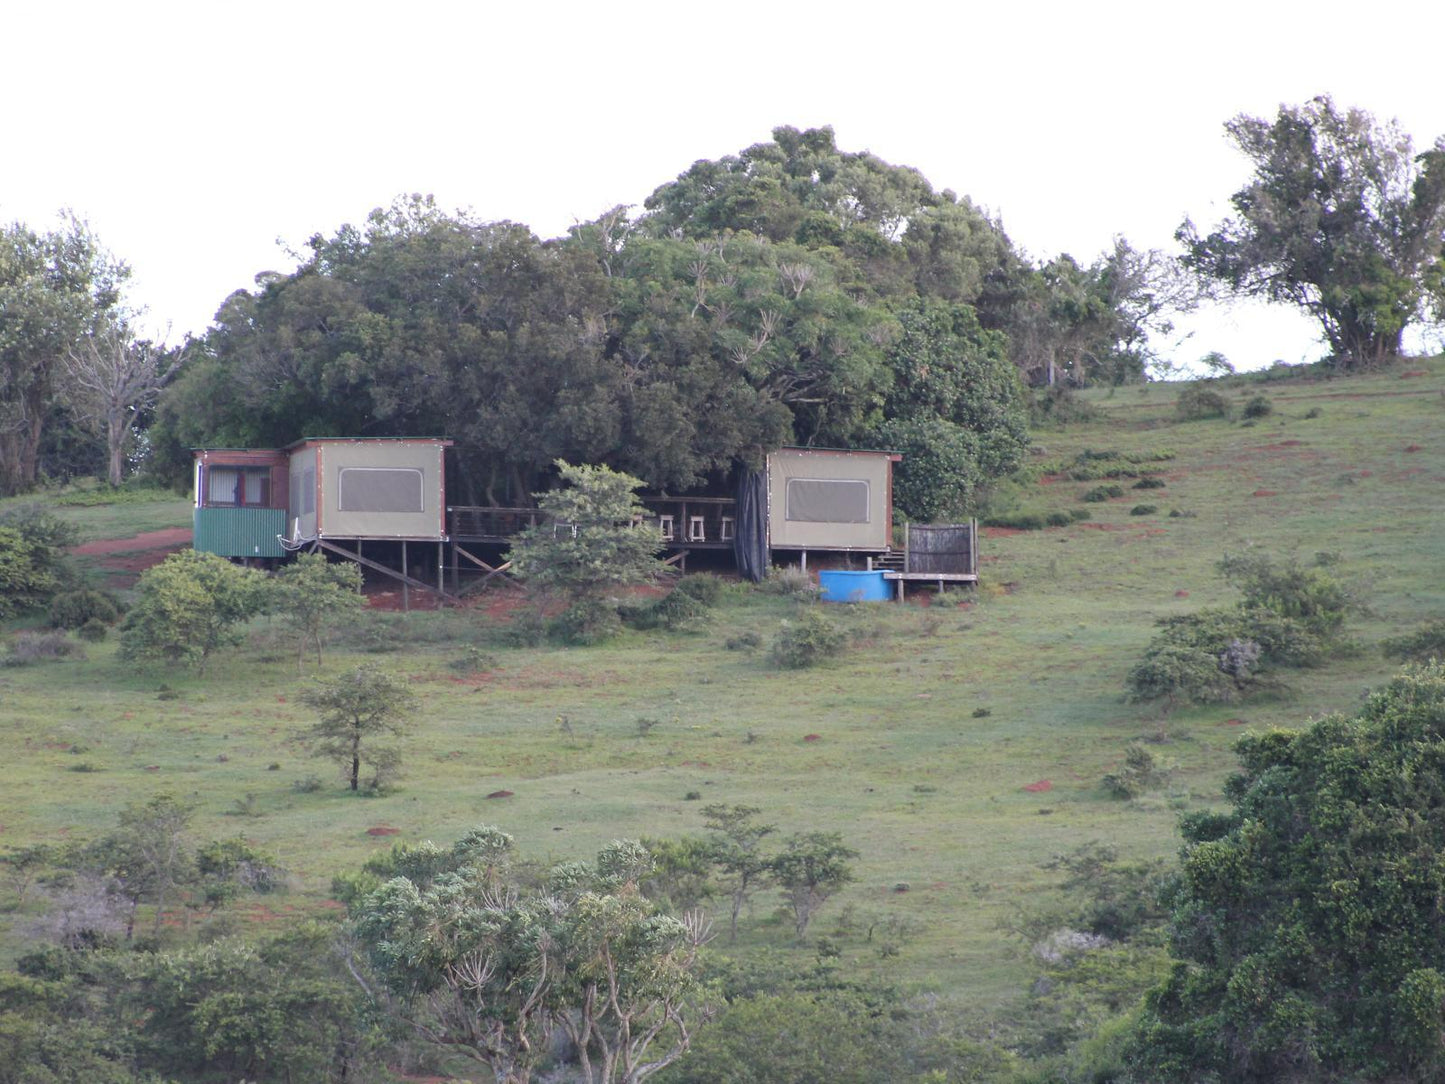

{"left": 338, "top": 467, "right": 424, "bottom": 513}
{"left": 785, "top": 478, "right": 870, "bottom": 523}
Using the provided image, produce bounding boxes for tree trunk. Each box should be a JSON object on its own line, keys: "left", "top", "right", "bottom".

{"left": 351, "top": 729, "right": 361, "bottom": 791}
{"left": 106, "top": 412, "right": 126, "bottom": 487}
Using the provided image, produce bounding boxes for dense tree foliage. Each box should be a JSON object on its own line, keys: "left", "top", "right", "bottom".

{"left": 148, "top": 127, "right": 1211, "bottom": 518}
{"left": 271, "top": 552, "right": 365, "bottom": 670}
{"left": 349, "top": 828, "right": 711, "bottom": 1083}
{"left": 0, "top": 215, "right": 128, "bottom": 494}
{"left": 1128, "top": 664, "right": 1445, "bottom": 1081}
{"left": 1180, "top": 96, "right": 1445, "bottom": 368}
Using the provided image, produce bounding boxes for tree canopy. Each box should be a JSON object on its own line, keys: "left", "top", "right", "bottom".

{"left": 1129, "top": 664, "right": 1445, "bottom": 1081}
{"left": 1180, "top": 96, "right": 1445, "bottom": 368}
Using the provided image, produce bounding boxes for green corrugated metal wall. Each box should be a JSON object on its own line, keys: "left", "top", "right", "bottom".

{"left": 193, "top": 507, "right": 287, "bottom": 558}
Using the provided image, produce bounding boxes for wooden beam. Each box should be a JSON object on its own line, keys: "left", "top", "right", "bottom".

{"left": 314, "top": 539, "right": 456, "bottom": 599}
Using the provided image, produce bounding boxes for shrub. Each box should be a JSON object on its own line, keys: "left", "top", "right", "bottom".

{"left": 772, "top": 610, "right": 846, "bottom": 669}
{"left": 674, "top": 573, "right": 725, "bottom": 607}
{"left": 1129, "top": 504, "right": 1158, "bottom": 516}
{"left": 725, "top": 630, "right": 762, "bottom": 651}
{"left": 76, "top": 618, "right": 108, "bottom": 642}
{"left": 1044, "top": 511, "right": 1073, "bottom": 528}
{"left": 120, "top": 550, "right": 269, "bottom": 674}
{"left": 3, "top": 630, "right": 82, "bottom": 667}
{"left": 1304, "top": 406, "right": 1323, "bottom": 419}
{"left": 1175, "top": 385, "right": 1232, "bottom": 420}
{"left": 1132, "top": 476, "right": 1167, "bottom": 490}
{"left": 48, "top": 589, "right": 121, "bottom": 629}
{"left": 1219, "top": 552, "right": 1354, "bottom": 638}
{"left": 1069, "top": 508, "right": 1092, "bottom": 522}
{"left": 0, "top": 527, "right": 61, "bottom": 618}
{"left": 1082, "top": 485, "right": 1125, "bottom": 503}
{"left": 1241, "top": 394, "right": 1274, "bottom": 418}
{"left": 981, "top": 511, "right": 1046, "bottom": 530}
{"left": 762, "top": 567, "right": 818, "bottom": 598}
{"left": 1382, "top": 620, "right": 1445, "bottom": 663}
{"left": 1103, "top": 744, "right": 1168, "bottom": 798}
{"left": 548, "top": 597, "right": 622, "bottom": 645}
{"left": 1031, "top": 384, "right": 1097, "bottom": 425}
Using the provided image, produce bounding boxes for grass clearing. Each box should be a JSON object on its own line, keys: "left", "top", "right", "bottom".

{"left": 2, "top": 357, "right": 1443, "bottom": 1017}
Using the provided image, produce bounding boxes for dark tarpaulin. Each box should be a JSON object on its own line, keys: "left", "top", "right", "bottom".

{"left": 733, "top": 469, "right": 767, "bottom": 582}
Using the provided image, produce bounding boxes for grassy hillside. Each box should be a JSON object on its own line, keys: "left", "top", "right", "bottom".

{"left": 2, "top": 359, "right": 1442, "bottom": 1025}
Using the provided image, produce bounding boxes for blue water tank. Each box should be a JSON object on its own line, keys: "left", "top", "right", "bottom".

{"left": 818, "top": 569, "right": 890, "bottom": 603}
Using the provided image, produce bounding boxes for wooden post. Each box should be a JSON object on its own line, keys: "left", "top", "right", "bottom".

{"left": 437, "top": 542, "right": 444, "bottom": 599}
{"left": 800, "top": 550, "right": 808, "bottom": 573}
{"left": 402, "top": 540, "right": 409, "bottom": 612}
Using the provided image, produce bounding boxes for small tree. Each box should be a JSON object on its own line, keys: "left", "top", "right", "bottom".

{"left": 299, "top": 665, "right": 416, "bottom": 792}
{"left": 771, "top": 832, "right": 858, "bottom": 939}
{"left": 702, "top": 804, "right": 776, "bottom": 941}
{"left": 272, "top": 553, "right": 365, "bottom": 670}
{"left": 119, "top": 550, "right": 268, "bottom": 674}
{"left": 508, "top": 461, "right": 664, "bottom": 638}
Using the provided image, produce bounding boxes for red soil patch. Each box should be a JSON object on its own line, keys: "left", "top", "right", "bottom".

{"left": 803, "top": 734, "right": 822, "bottom": 742}
{"left": 1075, "top": 522, "right": 1133, "bottom": 532}
{"left": 982, "top": 526, "right": 1025, "bottom": 538}
{"left": 1252, "top": 489, "right": 1278, "bottom": 497}
{"left": 1023, "top": 780, "right": 1053, "bottom": 793}
{"left": 366, "top": 826, "right": 401, "bottom": 836}
{"left": 1038, "top": 473, "right": 1066, "bottom": 485}
{"left": 1401, "top": 370, "right": 1428, "bottom": 378}
{"left": 71, "top": 527, "right": 192, "bottom": 587}
{"left": 1224, "top": 718, "right": 1247, "bottom": 726}
{"left": 486, "top": 789, "right": 514, "bottom": 799}
{"left": 1359, "top": 470, "right": 1373, "bottom": 478}
{"left": 1175, "top": 590, "right": 1189, "bottom": 598}
{"left": 1404, "top": 444, "right": 1423, "bottom": 453}
{"left": 72, "top": 527, "right": 192, "bottom": 556}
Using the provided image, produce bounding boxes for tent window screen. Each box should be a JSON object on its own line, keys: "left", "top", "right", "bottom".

{"left": 785, "top": 478, "right": 869, "bottom": 523}
{"left": 207, "top": 467, "right": 268, "bottom": 507}
{"left": 338, "top": 467, "right": 424, "bottom": 513}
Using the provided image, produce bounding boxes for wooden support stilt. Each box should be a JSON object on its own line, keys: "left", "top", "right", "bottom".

{"left": 402, "top": 541, "right": 409, "bottom": 612}
{"left": 313, "top": 539, "right": 455, "bottom": 600}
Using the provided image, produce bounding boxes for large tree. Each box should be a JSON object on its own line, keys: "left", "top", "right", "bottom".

{"left": 0, "top": 215, "right": 128, "bottom": 494}
{"left": 1179, "top": 96, "right": 1445, "bottom": 368}
{"left": 1129, "top": 663, "right": 1445, "bottom": 1081}
{"left": 63, "top": 321, "right": 184, "bottom": 486}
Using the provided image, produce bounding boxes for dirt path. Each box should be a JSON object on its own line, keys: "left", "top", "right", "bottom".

{"left": 71, "top": 527, "right": 193, "bottom": 587}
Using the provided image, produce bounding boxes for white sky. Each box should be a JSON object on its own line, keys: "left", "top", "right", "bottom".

{"left": 7, "top": 1, "right": 1445, "bottom": 373}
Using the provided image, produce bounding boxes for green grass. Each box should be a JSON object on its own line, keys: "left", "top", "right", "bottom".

{"left": 2, "top": 357, "right": 1443, "bottom": 1019}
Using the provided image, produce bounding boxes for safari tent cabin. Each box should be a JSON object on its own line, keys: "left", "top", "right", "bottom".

{"left": 283, "top": 437, "right": 450, "bottom": 544}
{"left": 193, "top": 438, "right": 451, "bottom": 559}
{"left": 192, "top": 448, "right": 290, "bottom": 558}
{"left": 764, "top": 447, "right": 897, "bottom": 552}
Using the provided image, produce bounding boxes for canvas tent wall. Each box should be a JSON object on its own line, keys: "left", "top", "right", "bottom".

{"left": 765, "top": 448, "right": 897, "bottom": 552}
{"left": 284, "top": 438, "right": 450, "bottom": 542}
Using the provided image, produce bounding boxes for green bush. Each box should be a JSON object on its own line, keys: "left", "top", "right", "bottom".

{"left": 0, "top": 527, "right": 61, "bottom": 618}
{"left": 76, "top": 618, "right": 109, "bottom": 642}
{"left": 1241, "top": 394, "right": 1274, "bottom": 418}
{"left": 1132, "top": 476, "right": 1167, "bottom": 490}
{"left": 1069, "top": 508, "right": 1092, "bottom": 522}
{"left": 1045, "top": 511, "right": 1073, "bottom": 528}
{"left": 981, "top": 511, "right": 1046, "bottom": 530}
{"left": 762, "top": 567, "right": 818, "bottom": 598}
{"left": 1103, "top": 744, "right": 1167, "bottom": 798}
{"left": 120, "top": 550, "right": 270, "bottom": 673}
{"left": 1382, "top": 620, "right": 1445, "bottom": 663}
{"left": 1082, "top": 485, "right": 1125, "bottom": 503}
{"left": 548, "top": 596, "right": 622, "bottom": 645}
{"left": 1129, "top": 504, "right": 1158, "bottom": 516}
{"left": 1175, "top": 385, "right": 1232, "bottom": 420}
{"left": 48, "top": 589, "right": 121, "bottom": 629}
{"left": 674, "top": 573, "right": 725, "bottom": 607}
{"left": 772, "top": 610, "right": 846, "bottom": 669}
